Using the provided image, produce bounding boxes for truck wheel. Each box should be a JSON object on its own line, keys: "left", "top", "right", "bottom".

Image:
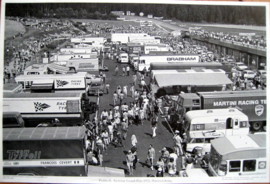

{"left": 251, "top": 122, "right": 263, "bottom": 131}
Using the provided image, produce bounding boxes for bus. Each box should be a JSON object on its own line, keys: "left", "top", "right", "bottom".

{"left": 208, "top": 134, "right": 267, "bottom": 177}
{"left": 137, "top": 54, "right": 200, "bottom": 72}
{"left": 15, "top": 72, "right": 96, "bottom": 93}
{"left": 3, "top": 92, "right": 97, "bottom": 127}
{"left": 184, "top": 108, "right": 250, "bottom": 154}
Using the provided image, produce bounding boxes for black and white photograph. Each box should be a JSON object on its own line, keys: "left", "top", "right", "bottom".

{"left": 1, "top": 0, "right": 269, "bottom": 183}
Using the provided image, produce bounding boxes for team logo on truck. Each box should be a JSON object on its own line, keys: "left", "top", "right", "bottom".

{"left": 34, "top": 102, "right": 51, "bottom": 112}
{"left": 56, "top": 80, "right": 69, "bottom": 87}
{"left": 255, "top": 105, "right": 264, "bottom": 116}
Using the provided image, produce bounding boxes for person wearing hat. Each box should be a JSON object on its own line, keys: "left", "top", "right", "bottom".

{"left": 173, "top": 130, "right": 184, "bottom": 156}
{"left": 126, "top": 150, "right": 135, "bottom": 176}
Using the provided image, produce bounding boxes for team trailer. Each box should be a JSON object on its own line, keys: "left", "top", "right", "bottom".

{"left": 151, "top": 70, "right": 232, "bottom": 97}
{"left": 3, "top": 92, "right": 97, "bottom": 127}
{"left": 137, "top": 54, "right": 200, "bottom": 71}
{"left": 149, "top": 62, "right": 232, "bottom": 77}
{"left": 3, "top": 127, "right": 125, "bottom": 177}
{"left": 175, "top": 90, "right": 266, "bottom": 131}
{"left": 15, "top": 72, "right": 95, "bottom": 93}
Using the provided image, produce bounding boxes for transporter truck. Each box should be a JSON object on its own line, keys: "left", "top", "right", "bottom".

{"left": 3, "top": 92, "right": 97, "bottom": 127}
{"left": 3, "top": 127, "right": 125, "bottom": 177}
{"left": 175, "top": 90, "right": 266, "bottom": 131}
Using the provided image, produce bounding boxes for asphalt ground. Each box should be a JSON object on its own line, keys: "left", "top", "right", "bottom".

{"left": 97, "top": 55, "right": 179, "bottom": 177}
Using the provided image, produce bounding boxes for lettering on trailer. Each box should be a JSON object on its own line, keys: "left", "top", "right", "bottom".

{"left": 133, "top": 47, "right": 141, "bottom": 51}
{"left": 78, "top": 63, "right": 95, "bottom": 69}
{"left": 34, "top": 102, "right": 50, "bottom": 112}
{"left": 3, "top": 159, "right": 84, "bottom": 167}
{"left": 7, "top": 150, "right": 41, "bottom": 160}
{"left": 145, "top": 48, "right": 158, "bottom": 51}
{"left": 213, "top": 100, "right": 266, "bottom": 107}
{"left": 57, "top": 101, "right": 67, "bottom": 110}
{"left": 71, "top": 80, "right": 82, "bottom": 86}
{"left": 213, "top": 100, "right": 266, "bottom": 116}
{"left": 167, "top": 57, "right": 197, "bottom": 62}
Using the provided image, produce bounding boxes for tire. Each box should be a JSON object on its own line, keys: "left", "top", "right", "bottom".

{"left": 251, "top": 122, "right": 263, "bottom": 131}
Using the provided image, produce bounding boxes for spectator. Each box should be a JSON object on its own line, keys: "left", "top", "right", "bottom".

{"left": 151, "top": 117, "right": 158, "bottom": 138}
{"left": 115, "top": 65, "right": 119, "bottom": 76}
{"left": 131, "top": 145, "right": 138, "bottom": 170}
{"left": 126, "top": 65, "right": 130, "bottom": 76}
{"left": 131, "top": 134, "right": 138, "bottom": 147}
{"left": 122, "top": 67, "right": 126, "bottom": 76}
{"left": 126, "top": 150, "right": 135, "bottom": 176}
{"left": 167, "top": 157, "right": 176, "bottom": 176}
{"left": 105, "top": 83, "right": 110, "bottom": 94}
{"left": 145, "top": 144, "right": 155, "bottom": 170}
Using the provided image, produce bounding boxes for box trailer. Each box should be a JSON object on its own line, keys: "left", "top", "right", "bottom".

{"left": 3, "top": 92, "right": 97, "bottom": 127}
{"left": 3, "top": 127, "right": 125, "bottom": 177}
{"left": 3, "top": 127, "right": 88, "bottom": 176}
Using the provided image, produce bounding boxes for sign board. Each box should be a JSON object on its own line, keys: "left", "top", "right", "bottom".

{"left": 140, "top": 21, "right": 153, "bottom": 27}
{"left": 147, "top": 14, "right": 153, "bottom": 18}
{"left": 239, "top": 33, "right": 256, "bottom": 36}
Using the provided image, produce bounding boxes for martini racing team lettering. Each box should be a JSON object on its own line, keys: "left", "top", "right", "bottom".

{"left": 7, "top": 150, "right": 41, "bottom": 160}
{"left": 213, "top": 99, "right": 266, "bottom": 107}
{"left": 167, "top": 56, "right": 197, "bottom": 62}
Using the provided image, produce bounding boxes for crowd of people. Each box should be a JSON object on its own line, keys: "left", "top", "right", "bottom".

{"left": 189, "top": 28, "right": 267, "bottom": 49}
{"left": 82, "top": 57, "right": 210, "bottom": 177}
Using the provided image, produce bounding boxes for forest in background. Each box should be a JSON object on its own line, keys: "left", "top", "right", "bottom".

{"left": 5, "top": 3, "right": 266, "bottom": 26}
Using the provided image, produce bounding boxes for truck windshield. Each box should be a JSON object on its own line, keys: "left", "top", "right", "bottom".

{"left": 209, "top": 146, "right": 225, "bottom": 176}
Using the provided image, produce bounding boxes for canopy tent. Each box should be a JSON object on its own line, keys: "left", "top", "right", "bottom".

{"left": 154, "top": 73, "right": 232, "bottom": 88}
{"left": 47, "top": 63, "right": 70, "bottom": 74}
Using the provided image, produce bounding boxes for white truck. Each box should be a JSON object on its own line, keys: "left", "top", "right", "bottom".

{"left": 66, "top": 58, "right": 99, "bottom": 73}
{"left": 137, "top": 54, "right": 200, "bottom": 71}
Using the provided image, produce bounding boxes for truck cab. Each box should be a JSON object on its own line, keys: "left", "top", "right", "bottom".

{"left": 3, "top": 111, "right": 25, "bottom": 128}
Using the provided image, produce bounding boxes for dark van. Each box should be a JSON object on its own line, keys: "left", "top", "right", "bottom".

{"left": 3, "top": 111, "right": 25, "bottom": 128}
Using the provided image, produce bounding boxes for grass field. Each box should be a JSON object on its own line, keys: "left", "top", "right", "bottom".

{"left": 5, "top": 20, "right": 26, "bottom": 40}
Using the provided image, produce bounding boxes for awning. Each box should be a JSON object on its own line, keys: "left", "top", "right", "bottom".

{"left": 31, "top": 80, "right": 54, "bottom": 90}
{"left": 155, "top": 73, "right": 232, "bottom": 87}
{"left": 31, "top": 83, "right": 53, "bottom": 90}
{"left": 47, "top": 63, "right": 70, "bottom": 74}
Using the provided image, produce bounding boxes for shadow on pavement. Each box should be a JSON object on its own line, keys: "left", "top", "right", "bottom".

{"left": 161, "top": 120, "right": 173, "bottom": 134}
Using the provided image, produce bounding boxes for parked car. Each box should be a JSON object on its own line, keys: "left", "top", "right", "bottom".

{"left": 242, "top": 70, "right": 256, "bottom": 79}
{"left": 88, "top": 79, "right": 105, "bottom": 96}
{"left": 234, "top": 62, "right": 248, "bottom": 70}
